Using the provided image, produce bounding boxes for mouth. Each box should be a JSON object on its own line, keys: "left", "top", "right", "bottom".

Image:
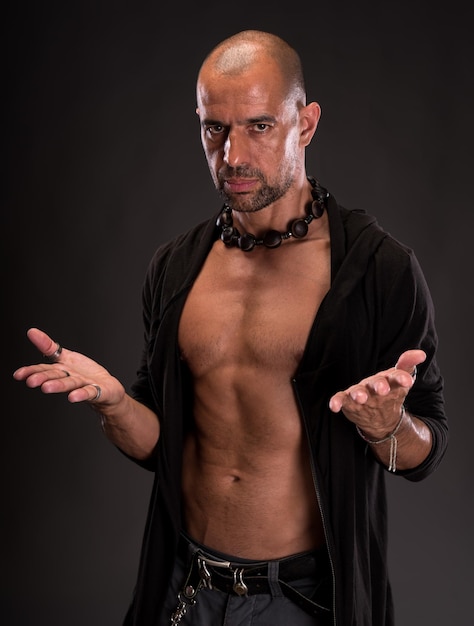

{"left": 223, "top": 178, "right": 258, "bottom": 194}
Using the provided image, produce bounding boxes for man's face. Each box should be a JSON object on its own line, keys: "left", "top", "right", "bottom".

{"left": 196, "top": 60, "right": 304, "bottom": 213}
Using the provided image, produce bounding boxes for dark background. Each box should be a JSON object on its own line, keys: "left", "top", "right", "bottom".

{"left": 4, "top": 1, "right": 473, "bottom": 624}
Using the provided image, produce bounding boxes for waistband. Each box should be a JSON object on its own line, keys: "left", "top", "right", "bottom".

{"left": 177, "top": 533, "right": 332, "bottom": 618}
{"left": 179, "top": 532, "right": 329, "bottom": 582}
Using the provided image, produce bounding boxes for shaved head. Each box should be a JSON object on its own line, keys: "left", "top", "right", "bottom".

{"left": 198, "top": 30, "right": 307, "bottom": 106}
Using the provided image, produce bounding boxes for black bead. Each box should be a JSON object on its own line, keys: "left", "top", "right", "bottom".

{"left": 221, "top": 209, "right": 233, "bottom": 226}
{"left": 216, "top": 211, "right": 233, "bottom": 228}
{"left": 263, "top": 230, "right": 282, "bottom": 248}
{"left": 221, "top": 226, "right": 235, "bottom": 245}
{"left": 291, "top": 219, "right": 309, "bottom": 238}
{"left": 311, "top": 200, "right": 324, "bottom": 219}
{"left": 238, "top": 233, "right": 257, "bottom": 251}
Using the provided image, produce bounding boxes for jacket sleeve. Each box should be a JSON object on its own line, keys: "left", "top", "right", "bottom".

{"left": 118, "top": 241, "right": 175, "bottom": 470}
{"left": 375, "top": 240, "right": 448, "bottom": 481}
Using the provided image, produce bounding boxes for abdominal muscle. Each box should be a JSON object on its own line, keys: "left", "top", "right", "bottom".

{"left": 181, "top": 364, "right": 326, "bottom": 560}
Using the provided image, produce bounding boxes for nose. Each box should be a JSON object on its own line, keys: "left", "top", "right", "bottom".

{"left": 223, "top": 131, "right": 249, "bottom": 167}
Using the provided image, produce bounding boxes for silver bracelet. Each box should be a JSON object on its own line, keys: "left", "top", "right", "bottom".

{"left": 356, "top": 405, "right": 406, "bottom": 472}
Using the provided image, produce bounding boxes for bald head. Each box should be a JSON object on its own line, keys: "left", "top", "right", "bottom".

{"left": 198, "top": 30, "right": 306, "bottom": 106}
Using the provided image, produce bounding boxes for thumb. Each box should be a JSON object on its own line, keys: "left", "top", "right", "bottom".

{"left": 395, "top": 349, "right": 426, "bottom": 375}
{"left": 26, "top": 327, "right": 58, "bottom": 356}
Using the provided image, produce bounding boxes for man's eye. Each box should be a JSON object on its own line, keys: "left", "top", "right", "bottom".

{"left": 206, "top": 125, "right": 224, "bottom": 135}
{"left": 254, "top": 123, "right": 269, "bottom": 132}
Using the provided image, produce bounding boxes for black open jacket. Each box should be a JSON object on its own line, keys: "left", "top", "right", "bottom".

{"left": 124, "top": 192, "right": 448, "bottom": 625}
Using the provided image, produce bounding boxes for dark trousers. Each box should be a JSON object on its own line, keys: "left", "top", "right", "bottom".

{"left": 158, "top": 534, "right": 333, "bottom": 626}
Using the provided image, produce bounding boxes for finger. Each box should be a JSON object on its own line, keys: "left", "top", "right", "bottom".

{"left": 13, "top": 365, "right": 37, "bottom": 381}
{"left": 24, "top": 373, "right": 101, "bottom": 402}
{"left": 387, "top": 369, "right": 416, "bottom": 389}
{"left": 38, "top": 368, "right": 71, "bottom": 386}
{"left": 366, "top": 376, "right": 391, "bottom": 396}
{"left": 26, "top": 328, "right": 62, "bottom": 361}
{"left": 329, "top": 387, "right": 369, "bottom": 411}
{"left": 40, "top": 371, "right": 77, "bottom": 394}
{"left": 68, "top": 383, "right": 103, "bottom": 404}
{"left": 329, "top": 392, "right": 344, "bottom": 412}
{"left": 348, "top": 387, "right": 369, "bottom": 404}
{"left": 13, "top": 364, "right": 68, "bottom": 385}
{"left": 394, "top": 349, "right": 426, "bottom": 375}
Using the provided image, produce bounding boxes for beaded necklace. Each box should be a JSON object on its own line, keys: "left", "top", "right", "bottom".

{"left": 216, "top": 176, "right": 328, "bottom": 252}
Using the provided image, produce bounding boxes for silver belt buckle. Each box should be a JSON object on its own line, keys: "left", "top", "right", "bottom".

{"left": 198, "top": 552, "right": 249, "bottom": 597}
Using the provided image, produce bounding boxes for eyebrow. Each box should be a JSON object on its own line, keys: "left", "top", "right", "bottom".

{"left": 201, "top": 114, "right": 277, "bottom": 127}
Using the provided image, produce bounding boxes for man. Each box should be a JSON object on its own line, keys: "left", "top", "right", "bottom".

{"left": 14, "top": 30, "right": 448, "bottom": 625}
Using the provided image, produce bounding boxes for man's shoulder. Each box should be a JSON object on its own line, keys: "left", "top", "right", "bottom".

{"left": 338, "top": 201, "right": 413, "bottom": 260}
{"left": 143, "top": 214, "right": 218, "bottom": 293}
{"left": 152, "top": 214, "right": 217, "bottom": 264}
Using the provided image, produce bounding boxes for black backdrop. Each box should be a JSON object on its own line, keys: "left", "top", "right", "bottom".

{"left": 4, "top": 1, "right": 473, "bottom": 624}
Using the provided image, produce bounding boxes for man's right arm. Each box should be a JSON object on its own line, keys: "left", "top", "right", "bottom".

{"left": 95, "top": 393, "right": 159, "bottom": 461}
{"left": 13, "top": 327, "right": 160, "bottom": 461}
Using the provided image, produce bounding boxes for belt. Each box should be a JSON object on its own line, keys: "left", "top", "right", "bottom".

{"left": 173, "top": 534, "right": 332, "bottom": 621}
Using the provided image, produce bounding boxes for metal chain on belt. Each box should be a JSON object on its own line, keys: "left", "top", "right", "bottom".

{"left": 170, "top": 556, "right": 214, "bottom": 625}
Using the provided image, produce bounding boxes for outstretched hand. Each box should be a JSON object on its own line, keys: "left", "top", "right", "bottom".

{"left": 329, "top": 349, "right": 426, "bottom": 437}
{"left": 13, "top": 328, "right": 125, "bottom": 407}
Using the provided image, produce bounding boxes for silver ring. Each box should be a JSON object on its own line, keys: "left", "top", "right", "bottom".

{"left": 90, "top": 384, "right": 102, "bottom": 402}
{"left": 44, "top": 342, "right": 62, "bottom": 363}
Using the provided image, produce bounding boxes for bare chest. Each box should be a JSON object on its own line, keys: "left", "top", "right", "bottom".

{"left": 179, "top": 239, "right": 331, "bottom": 376}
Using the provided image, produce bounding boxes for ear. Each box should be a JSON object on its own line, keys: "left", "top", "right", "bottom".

{"left": 299, "top": 102, "right": 321, "bottom": 147}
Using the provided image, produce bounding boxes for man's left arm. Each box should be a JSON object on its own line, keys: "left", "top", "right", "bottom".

{"left": 329, "top": 349, "right": 433, "bottom": 472}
